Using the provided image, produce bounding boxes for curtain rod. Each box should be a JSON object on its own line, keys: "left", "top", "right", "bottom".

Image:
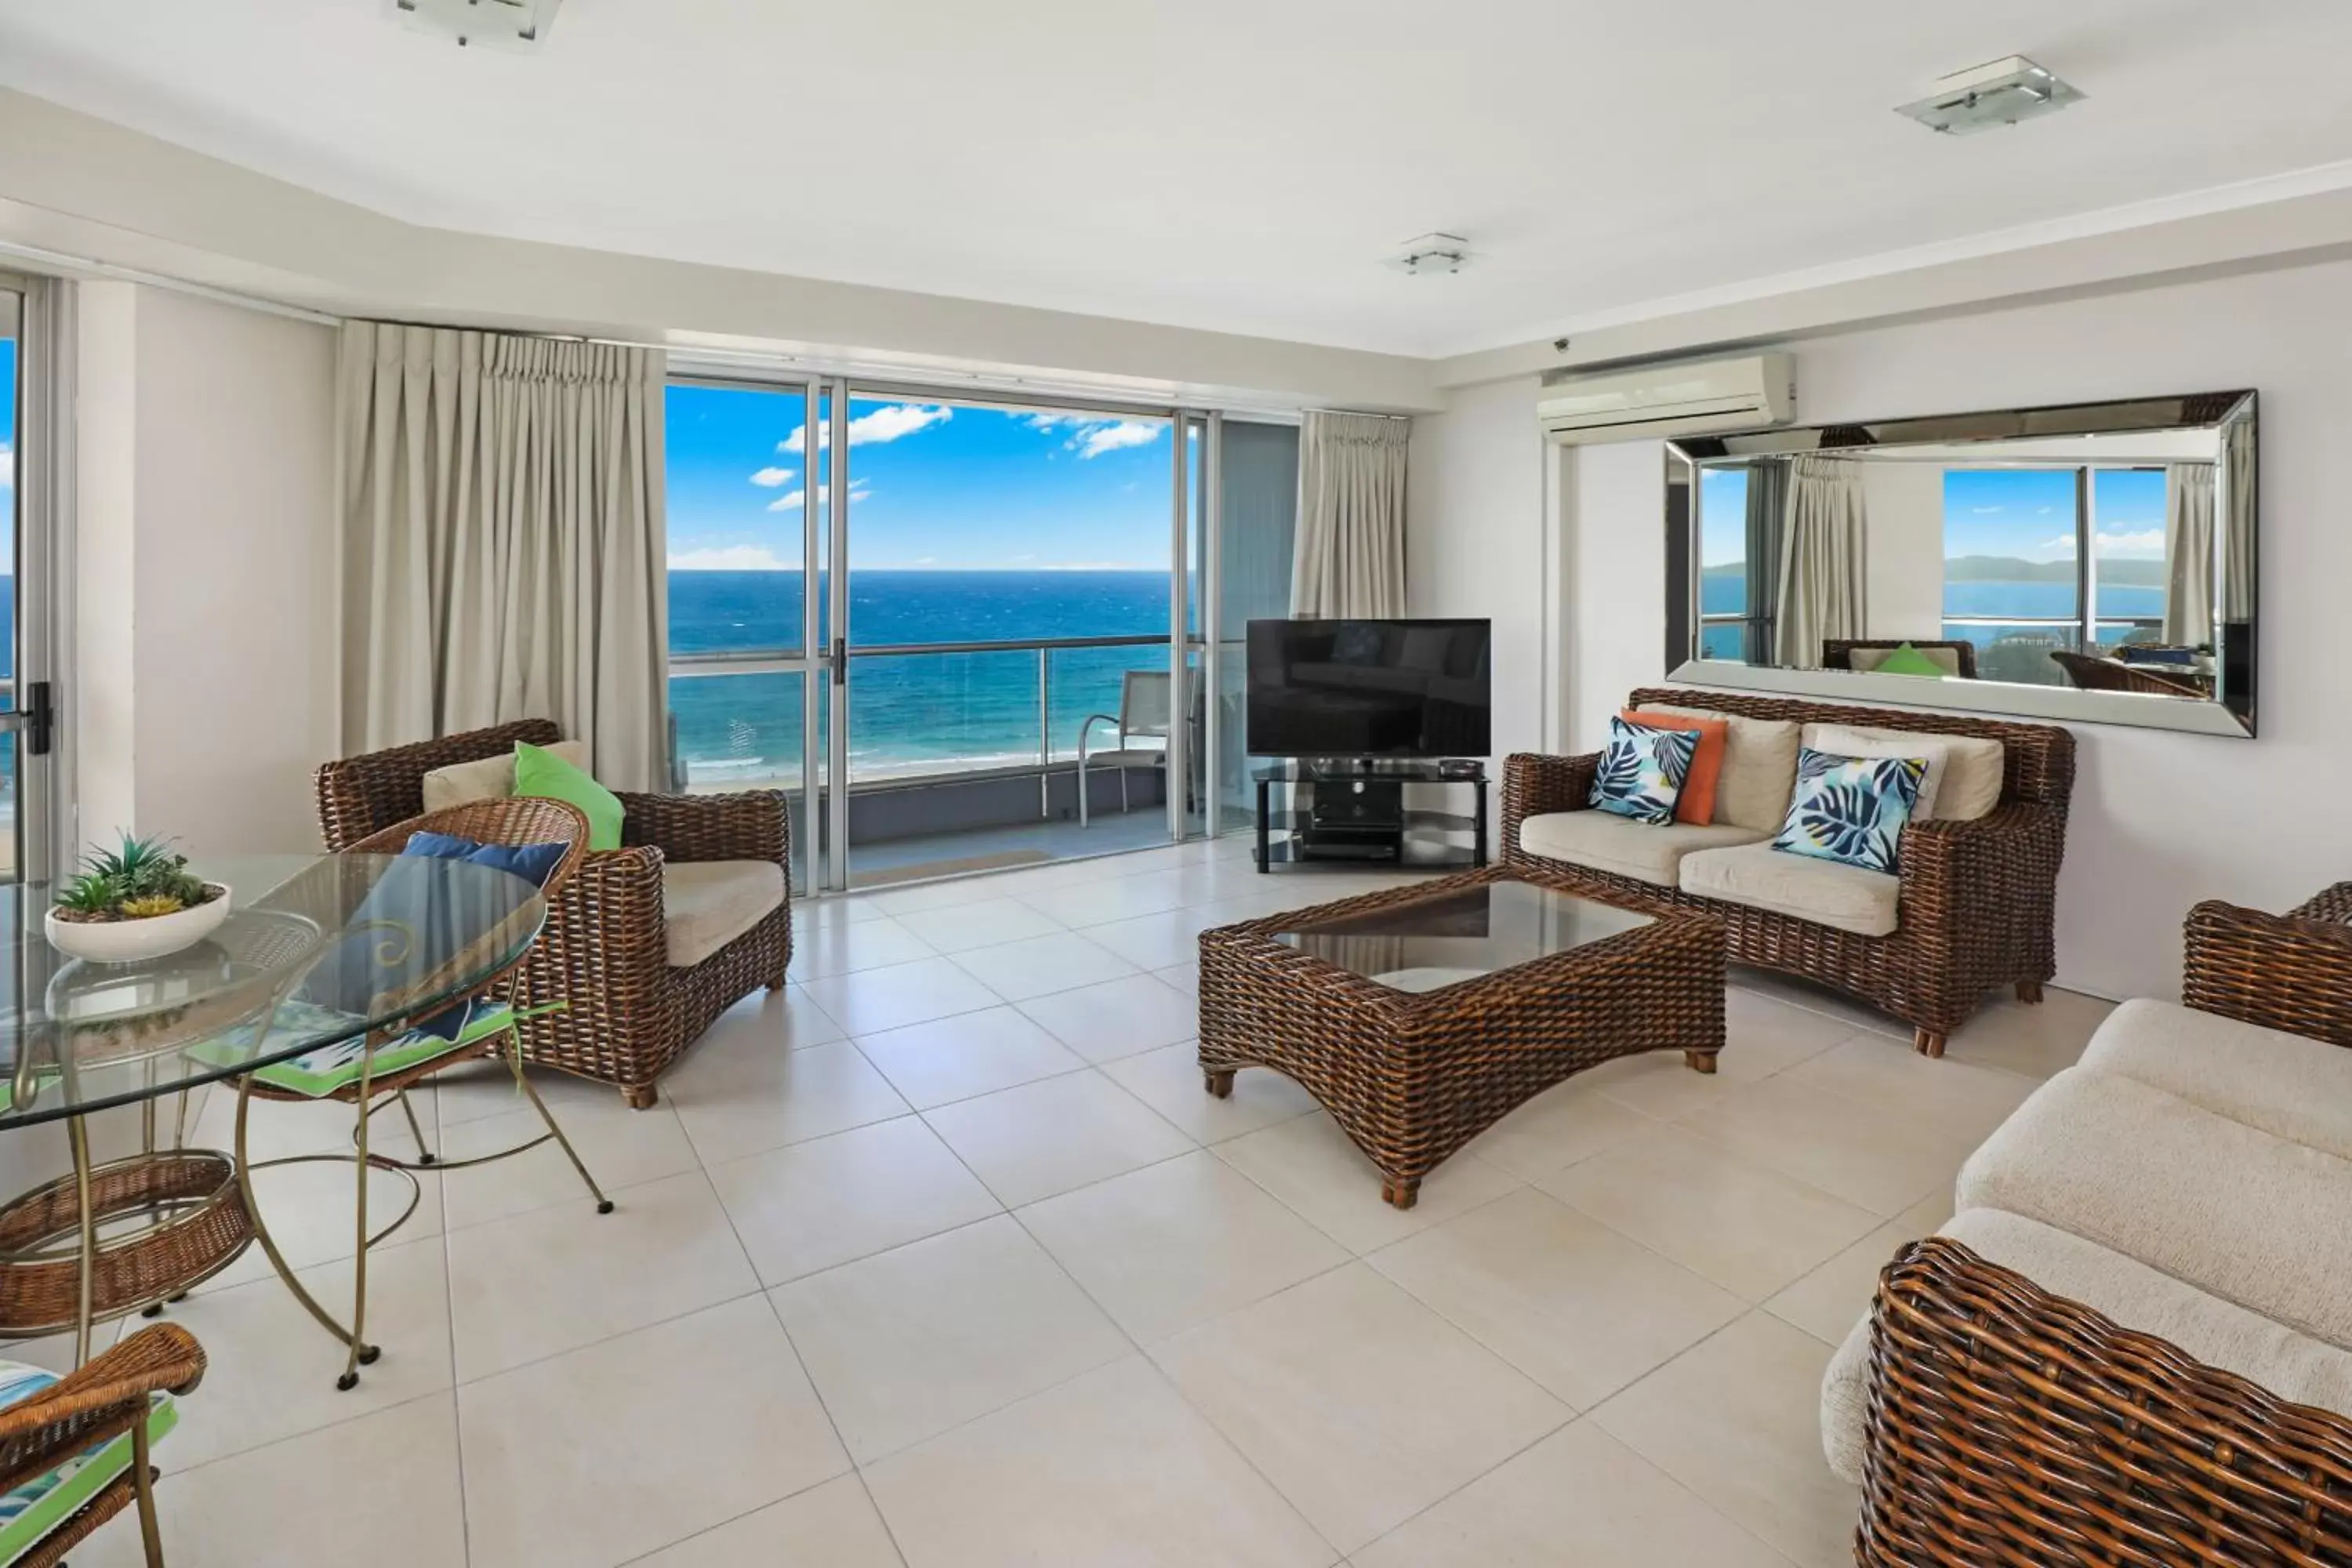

{"left": 0, "top": 237, "right": 343, "bottom": 325}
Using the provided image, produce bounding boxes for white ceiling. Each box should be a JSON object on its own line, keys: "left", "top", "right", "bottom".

{"left": 4, "top": 0, "right": 2351, "bottom": 358}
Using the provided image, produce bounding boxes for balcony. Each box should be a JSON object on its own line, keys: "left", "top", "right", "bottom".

{"left": 669, "top": 633, "right": 1246, "bottom": 889}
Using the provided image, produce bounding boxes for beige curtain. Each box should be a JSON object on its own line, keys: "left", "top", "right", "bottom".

{"left": 2220, "top": 418, "right": 2254, "bottom": 622}
{"left": 1772, "top": 456, "right": 1867, "bottom": 669}
{"left": 336, "top": 322, "right": 669, "bottom": 789}
{"left": 1290, "top": 411, "right": 1410, "bottom": 617}
{"left": 2162, "top": 461, "right": 2217, "bottom": 645}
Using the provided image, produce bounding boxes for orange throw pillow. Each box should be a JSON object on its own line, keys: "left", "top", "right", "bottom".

{"left": 1620, "top": 710, "right": 1728, "bottom": 825}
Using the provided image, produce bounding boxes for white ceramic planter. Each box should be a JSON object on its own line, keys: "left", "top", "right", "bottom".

{"left": 45, "top": 884, "right": 234, "bottom": 964}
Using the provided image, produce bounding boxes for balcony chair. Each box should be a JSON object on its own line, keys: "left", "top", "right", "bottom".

{"left": 0, "top": 1323, "right": 205, "bottom": 1568}
{"left": 315, "top": 719, "right": 791, "bottom": 1109}
{"left": 1078, "top": 670, "right": 1175, "bottom": 827}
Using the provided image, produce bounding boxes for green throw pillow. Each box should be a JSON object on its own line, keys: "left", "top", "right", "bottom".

{"left": 514, "top": 741, "right": 625, "bottom": 850}
{"left": 1873, "top": 642, "right": 1948, "bottom": 678}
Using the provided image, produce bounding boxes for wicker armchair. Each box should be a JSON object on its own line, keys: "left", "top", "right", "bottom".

{"left": 1503, "top": 688, "right": 2075, "bottom": 1055}
{"left": 315, "top": 720, "right": 791, "bottom": 1108}
{"left": 1852, "top": 890, "right": 2352, "bottom": 1565}
{"left": 0, "top": 1324, "right": 206, "bottom": 1567}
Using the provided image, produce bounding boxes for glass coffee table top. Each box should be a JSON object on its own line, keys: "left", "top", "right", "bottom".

{"left": 1272, "top": 877, "right": 1654, "bottom": 993}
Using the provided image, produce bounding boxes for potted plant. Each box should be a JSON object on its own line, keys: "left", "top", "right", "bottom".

{"left": 44, "top": 833, "right": 233, "bottom": 964}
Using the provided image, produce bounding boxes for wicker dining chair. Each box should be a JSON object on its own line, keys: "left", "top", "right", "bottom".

{"left": 315, "top": 720, "right": 792, "bottom": 1108}
{"left": 239, "top": 797, "right": 611, "bottom": 1391}
{"left": 0, "top": 1323, "right": 205, "bottom": 1568}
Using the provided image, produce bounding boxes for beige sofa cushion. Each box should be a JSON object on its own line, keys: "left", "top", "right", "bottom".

{"left": 1518, "top": 812, "right": 1765, "bottom": 887}
{"left": 1957, "top": 1067, "right": 2352, "bottom": 1349}
{"left": 1639, "top": 706, "right": 1801, "bottom": 833}
{"left": 1821, "top": 1207, "right": 2352, "bottom": 1484}
{"left": 1802, "top": 722, "right": 2004, "bottom": 822}
{"left": 422, "top": 739, "right": 590, "bottom": 812}
{"left": 2080, "top": 997, "right": 2352, "bottom": 1161}
{"left": 1678, "top": 841, "right": 1900, "bottom": 937}
{"left": 663, "top": 860, "right": 785, "bottom": 968}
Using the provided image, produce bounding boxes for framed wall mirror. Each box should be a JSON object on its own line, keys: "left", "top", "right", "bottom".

{"left": 1663, "top": 390, "right": 2256, "bottom": 737}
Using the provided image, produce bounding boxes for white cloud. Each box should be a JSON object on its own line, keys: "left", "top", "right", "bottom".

{"left": 668, "top": 543, "right": 797, "bottom": 571}
{"left": 2038, "top": 535, "right": 2079, "bottom": 555}
{"left": 779, "top": 404, "right": 952, "bottom": 455}
{"left": 2095, "top": 528, "right": 2166, "bottom": 557}
{"left": 1022, "top": 414, "right": 1167, "bottom": 459}
{"left": 765, "top": 480, "right": 870, "bottom": 513}
{"left": 0, "top": 443, "right": 11, "bottom": 485}
{"left": 1969, "top": 506, "right": 2004, "bottom": 515}
{"left": 1073, "top": 421, "right": 1162, "bottom": 459}
{"left": 749, "top": 466, "right": 795, "bottom": 488}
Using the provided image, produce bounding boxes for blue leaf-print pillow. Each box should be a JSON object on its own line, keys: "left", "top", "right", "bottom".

{"left": 1772, "top": 747, "right": 1929, "bottom": 873}
{"left": 1588, "top": 717, "right": 1700, "bottom": 826}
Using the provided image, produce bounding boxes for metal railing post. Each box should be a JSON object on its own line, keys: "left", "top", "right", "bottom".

{"left": 1037, "top": 645, "right": 1052, "bottom": 820}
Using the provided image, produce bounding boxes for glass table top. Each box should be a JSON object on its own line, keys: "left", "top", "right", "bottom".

{"left": 0, "top": 854, "right": 549, "bottom": 1128}
{"left": 1273, "top": 878, "right": 1654, "bottom": 993}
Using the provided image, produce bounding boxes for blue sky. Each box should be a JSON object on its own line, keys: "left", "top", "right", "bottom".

{"left": 0, "top": 338, "right": 13, "bottom": 570}
{"left": 1944, "top": 466, "right": 2166, "bottom": 561}
{"left": 665, "top": 385, "right": 1178, "bottom": 571}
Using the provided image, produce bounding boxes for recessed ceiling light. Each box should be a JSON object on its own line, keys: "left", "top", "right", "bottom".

{"left": 386, "top": 0, "right": 563, "bottom": 50}
{"left": 1896, "top": 55, "right": 2083, "bottom": 136}
{"left": 1383, "top": 234, "right": 1477, "bottom": 277}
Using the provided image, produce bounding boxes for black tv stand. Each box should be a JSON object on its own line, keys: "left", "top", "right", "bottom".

{"left": 1252, "top": 759, "right": 1489, "bottom": 873}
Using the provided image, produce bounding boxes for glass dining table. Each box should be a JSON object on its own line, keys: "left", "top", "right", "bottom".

{"left": 0, "top": 853, "right": 549, "bottom": 1365}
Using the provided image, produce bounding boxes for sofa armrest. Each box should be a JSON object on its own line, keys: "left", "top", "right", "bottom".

{"left": 617, "top": 789, "right": 789, "bottom": 868}
{"left": 2183, "top": 886, "right": 2352, "bottom": 1048}
{"left": 1501, "top": 752, "right": 1598, "bottom": 857}
{"left": 1854, "top": 1236, "right": 2352, "bottom": 1566}
{"left": 1894, "top": 801, "right": 2064, "bottom": 931}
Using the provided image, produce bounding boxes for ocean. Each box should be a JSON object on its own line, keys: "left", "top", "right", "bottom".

{"left": 668, "top": 569, "right": 1189, "bottom": 786}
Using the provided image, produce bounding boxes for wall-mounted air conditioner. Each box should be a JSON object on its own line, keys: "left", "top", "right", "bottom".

{"left": 1537, "top": 353, "right": 1795, "bottom": 444}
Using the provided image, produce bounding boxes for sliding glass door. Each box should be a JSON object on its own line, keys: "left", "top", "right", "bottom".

{"left": 0, "top": 276, "right": 56, "bottom": 887}
{"left": 664, "top": 375, "right": 1298, "bottom": 895}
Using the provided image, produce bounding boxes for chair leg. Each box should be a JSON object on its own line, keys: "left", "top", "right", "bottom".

{"left": 340, "top": 1077, "right": 376, "bottom": 1392}
{"left": 1120, "top": 766, "right": 1130, "bottom": 818}
{"left": 396, "top": 1089, "right": 437, "bottom": 1167}
{"left": 1913, "top": 1029, "right": 1947, "bottom": 1059}
{"left": 519, "top": 1073, "right": 615, "bottom": 1214}
{"left": 1078, "top": 756, "right": 1091, "bottom": 828}
{"left": 132, "top": 1418, "right": 163, "bottom": 1568}
{"left": 622, "top": 1083, "right": 659, "bottom": 1111}
{"left": 2015, "top": 980, "right": 2045, "bottom": 1004}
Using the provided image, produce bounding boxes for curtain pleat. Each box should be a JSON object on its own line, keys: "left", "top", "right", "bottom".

{"left": 1741, "top": 459, "right": 1789, "bottom": 664}
{"left": 2162, "top": 461, "right": 2218, "bottom": 646}
{"left": 1290, "top": 411, "right": 1410, "bottom": 618}
{"left": 1772, "top": 456, "right": 1868, "bottom": 669}
{"left": 336, "top": 321, "right": 670, "bottom": 789}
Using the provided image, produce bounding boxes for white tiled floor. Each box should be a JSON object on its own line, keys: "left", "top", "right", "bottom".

{"left": 57, "top": 835, "right": 2110, "bottom": 1567}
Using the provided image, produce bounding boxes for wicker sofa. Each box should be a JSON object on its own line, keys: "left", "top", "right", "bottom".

{"left": 316, "top": 719, "right": 791, "bottom": 1108}
{"left": 1822, "top": 887, "right": 2352, "bottom": 1565}
{"left": 1502, "top": 688, "right": 2075, "bottom": 1056}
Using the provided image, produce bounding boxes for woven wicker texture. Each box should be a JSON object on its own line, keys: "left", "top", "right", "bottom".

{"left": 316, "top": 724, "right": 793, "bottom": 1106}
{"left": 1857, "top": 1237, "right": 2352, "bottom": 1566}
{"left": 0, "top": 1323, "right": 205, "bottom": 1566}
{"left": 1502, "top": 688, "right": 2075, "bottom": 1053}
{"left": 2183, "top": 884, "right": 2352, "bottom": 1049}
{"left": 2050, "top": 648, "right": 2210, "bottom": 696}
{"left": 1198, "top": 867, "right": 1723, "bottom": 1205}
{"left": 0, "top": 1153, "right": 249, "bottom": 1339}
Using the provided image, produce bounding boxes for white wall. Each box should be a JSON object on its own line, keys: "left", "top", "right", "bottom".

{"left": 72, "top": 282, "right": 337, "bottom": 861}
{"left": 1410, "top": 256, "right": 2352, "bottom": 1003}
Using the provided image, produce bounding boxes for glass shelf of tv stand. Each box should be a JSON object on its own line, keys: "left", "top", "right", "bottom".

{"left": 1251, "top": 760, "right": 1487, "bottom": 785}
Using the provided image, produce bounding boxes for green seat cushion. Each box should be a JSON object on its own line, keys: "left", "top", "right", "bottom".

{"left": 0, "top": 1361, "right": 177, "bottom": 1564}
{"left": 1872, "top": 641, "right": 1949, "bottom": 677}
{"left": 191, "top": 997, "right": 516, "bottom": 1098}
{"left": 513, "top": 741, "right": 624, "bottom": 851}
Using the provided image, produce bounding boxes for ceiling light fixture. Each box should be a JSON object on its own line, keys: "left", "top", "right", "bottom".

{"left": 1382, "top": 234, "right": 1476, "bottom": 277}
{"left": 387, "top": 0, "right": 564, "bottom": 50}
{"left": 1896, "top": 55, "right": 2083, "bottom": 136}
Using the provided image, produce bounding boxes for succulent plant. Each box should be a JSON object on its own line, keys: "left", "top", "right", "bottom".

{"left": 52, "top": 833, "right": 217, "bottom": 922}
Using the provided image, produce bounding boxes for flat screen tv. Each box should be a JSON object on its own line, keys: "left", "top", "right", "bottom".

{"left": 1246, "top": 619, "right": 1491, "bottom": 759}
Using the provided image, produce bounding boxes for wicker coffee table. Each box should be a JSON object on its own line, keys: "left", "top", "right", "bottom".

{"left": 1198, "top": 867, "right": 1724, "bottom": 1208}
